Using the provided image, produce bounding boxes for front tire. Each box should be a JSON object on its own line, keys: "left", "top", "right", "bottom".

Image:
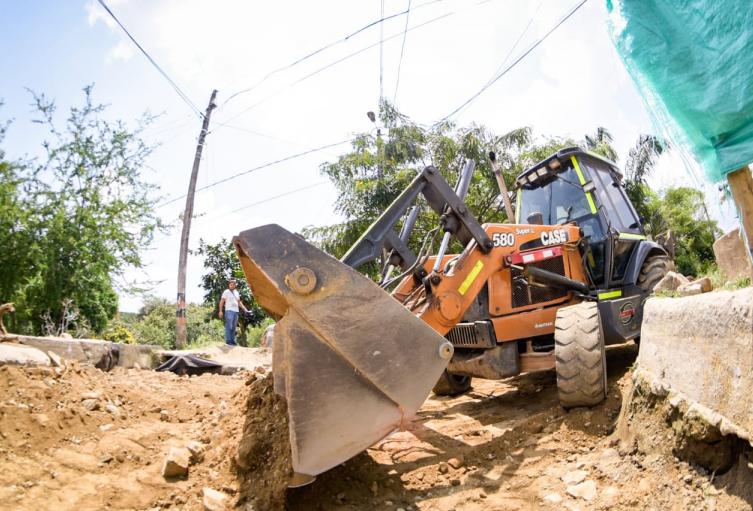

{"left": 637, "top": 254, "right": 674, "bottom": 293}
{"left": 432, "top": 370, "right": 472, "bottom": 396}
{"left": 554, "top": 302, "right": 607, "bottom": 408}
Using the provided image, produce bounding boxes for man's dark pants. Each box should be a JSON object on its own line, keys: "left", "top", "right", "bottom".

{"left": 224, "top": 310, "right": 239, "bottom": 345}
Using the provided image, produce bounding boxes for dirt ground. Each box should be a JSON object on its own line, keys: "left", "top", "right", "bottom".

{"left": 1, "top": 344, "right": 752, "bottom": 510}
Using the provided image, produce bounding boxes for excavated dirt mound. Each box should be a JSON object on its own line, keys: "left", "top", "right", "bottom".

{"left": 234, "top": 374, "right": 292, "bottom": 510}
{"left": 617, "top": 372, "right": 753, "bottom": 506}
{"left": 2, "top": 343, "right": 753, "bottom": 510}
{"left": 0, "top": 360, "right": 290, "bottom": 510}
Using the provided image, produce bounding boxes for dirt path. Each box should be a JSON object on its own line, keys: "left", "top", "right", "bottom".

{"left": 1, "top": 345, "right": 751, "bottom": 510}
{"left": 288, "top": 344, "right": 751, "bottom": 511}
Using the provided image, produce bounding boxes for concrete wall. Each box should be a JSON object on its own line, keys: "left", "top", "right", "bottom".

{"left": 637, "top": 288, "right": 753, "bottom": 442}
{"left": 14, "top": 335, "right": 159, "bottom": 369}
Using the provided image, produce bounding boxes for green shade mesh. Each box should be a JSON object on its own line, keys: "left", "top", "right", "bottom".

{"left": 607, "top": 0, "right": 753, "bottom": 181}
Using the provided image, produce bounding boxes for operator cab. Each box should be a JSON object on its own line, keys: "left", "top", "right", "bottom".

{"left": 514, "top": 147, "right": 644, "bottom": 289}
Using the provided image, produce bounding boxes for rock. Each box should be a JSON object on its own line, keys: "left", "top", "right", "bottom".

{"left": 677, "top": 277, "right": 713, "bottom": 296}
{"left": 0, "top": 344, "right": 52, "bottom": 367}
{"left": 561, "top": 469, "right": 588, "bottom": 485}
{"left": 683, "top": 474, "right": 693, "bottom": 484}
{"left": 439, "top": 462, "right": 449, "bottom": 474}
{"left": 542, "top": 493, "right": 563, "bottom": 504}
{"left": 654, "top": 271, "right": 690, "bottom": 293}
{"left": 336, "top": 492, "right": 346, "bottom": 502}
{"left": 82, "top": 399, "right": 99, "bottom": 411}
{"left": 202, "top": 488, "right": 229, "bottom": 511}
{"left": 254, "top": 365, "right": 267, "bottom": 374}
{"left": 186, "top": 441, "right": 204, "bottom": 463}
{"left": 105, "top": 403, "right": 119, "bottom": 415}
{"left": 162, "top": 447, "right": 191, "bottom": 478}
{"left": 447, "top": 456, "right": 465, "bottom": 469}
{"left": 47, "top": 351, "right": 63, "bottom": 367}
{"left": 638, "top": 478, "right": 651, "bottom": 493}
{"left": 32, "top": 413, "right": 50, "bottom": 427}
{"left": 566, "top": 480, "right": 597, "bottom": 501}
{"left": 100, "top": 423, "right": 114, "bottom": 432}
{"left": 159, "top": 409, "right": 169, "bottom": 421}
{"left": 713, "top": 228, "right": 753, "bottom": 280}
{"left": 99, "top": 453, "right": 113, "bottom": 463}
{"left": 80, "top": 392, "right": 101, "bottom": 400}
{"left": 450, "top": 478, "right": 461, "bottom": 486}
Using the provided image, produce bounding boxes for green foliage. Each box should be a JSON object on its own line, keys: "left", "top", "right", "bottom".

{"left": 102, "top": 320, "right": 136, "bottom": 344}
{"left": 0, "top": 87, "right": 163, "bottom": 335}
{"left": 583, "top": 127, "right": 618, "bottom": 162}
{"left": 193, "top": 238, "right": 267, "bottom": 327}
{"left": 125, "top": 296, "right": 224, "bottom": 349}
{"left": 304, "top": 100, "right": 575, "bottom": 276}
{"left": 634, "top": 187, "right": 720, "bottom": 276}
{"left": 245, "top": 317, "right": 275, "bottom": 348}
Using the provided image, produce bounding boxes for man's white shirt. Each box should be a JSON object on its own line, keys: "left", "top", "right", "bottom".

{"left": 222, "top": 289, "right": 241, "bottom": 312}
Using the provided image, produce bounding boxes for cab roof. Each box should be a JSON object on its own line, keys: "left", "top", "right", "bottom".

{"left": 515, "top": 146, "right": 623, "bottom": 188}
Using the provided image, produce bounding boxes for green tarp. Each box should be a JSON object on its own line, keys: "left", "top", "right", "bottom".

{"left": 607, "top": 0, "right": 753, "bottom": 181}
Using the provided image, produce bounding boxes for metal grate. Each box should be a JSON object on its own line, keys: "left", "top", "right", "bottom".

{"left": 445, "top": 321, "right": 496, "bottom": 349}
{"left": 511, "top": 256, "right": 568, "bottom": 308}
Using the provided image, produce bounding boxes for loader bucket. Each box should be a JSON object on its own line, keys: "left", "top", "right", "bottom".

{"left": 233, "top": 224, "right": 454, "bottom": 478}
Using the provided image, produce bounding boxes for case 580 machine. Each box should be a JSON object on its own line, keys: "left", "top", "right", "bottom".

{"left": 233, "top": 147, "right": 672, "bottom": 483}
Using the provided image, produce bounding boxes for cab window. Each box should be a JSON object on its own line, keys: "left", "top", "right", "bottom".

{"left": 518, "top": 165, "right": 592, "bottom": 225}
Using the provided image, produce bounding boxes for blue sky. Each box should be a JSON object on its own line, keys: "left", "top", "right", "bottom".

{"left": 1, "top": 0, "right": 738, "bottom": 311}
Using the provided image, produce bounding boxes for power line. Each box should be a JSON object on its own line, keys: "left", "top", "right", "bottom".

{"left": 379, "top": 0, "right": 385, "bottom": 102}
{"left": 393, "top": 0, "right": 413, "bottom": 103}
{"left": 218, "top": 181, "right": 328, "bottom": 218}
{"left": 97, "top": 0, "right": 203, "bottom": 118}
{"left": 156, "top": 137, "right": 354, "bottom": 208}
{"left": 220, "top": 0, "right": 442, "bottom": 109}
{"left": 483, "top": 0, "right": 543, "bottom": 89}
{"left": 436, "top": 0, "right": 590, "bottom": 125}
{"left": 213, "top": 123, "right": 304, "bottom": 147}
{"left": 217, "top": 6, "right": 470, "bottom": 127}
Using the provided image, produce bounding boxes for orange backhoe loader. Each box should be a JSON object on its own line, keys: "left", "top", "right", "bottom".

{"left": 233, "top": 147, "right": 672, "bottom": 484}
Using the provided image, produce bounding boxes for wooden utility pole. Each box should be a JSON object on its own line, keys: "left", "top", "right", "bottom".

{"left": 727, "top": 165, "right": 753, "bottom": 268}
{"left": 489, "top": 151, "right": 515, "bottom": 222}
{"left": 176, "top": 89, "right": 217, "bottom": 348}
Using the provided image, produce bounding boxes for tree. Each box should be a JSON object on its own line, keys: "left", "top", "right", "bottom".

{"left": 1, "top": 87, "right": 164, "bottom": 334}
{"left": 622, "top": 134, "right": 665, "bottom": 230}
{"left": 653, "top": 187, "right": 720, "bottom": 276}
{"left": 194, "top": 238, "right": 267, "bottom": 345}
{"left": 304, "top": 101, "right": 577, "bottom": 277}
{"left": 583, "top": 127, "right": 618, "bottom": 162}
{"left": 0, "top": 114, "right": 36, "bottom": 332}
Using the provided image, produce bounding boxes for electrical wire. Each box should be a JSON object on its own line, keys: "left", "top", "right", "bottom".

{"left": 216, "top": 9, "right": 458, "bottom": 127}
{"left": 97, "top": 0, "right": 203, "bottom": 118}
{"left": 212, "top": 181, "right": 328, "bottom": 219}
{"left": 435, "top": 0, "right": 590, "bottom": 125}
{"left": 483, "top": 0, "right": 544, "bottom": 88}
{"left": 393, "top": 0, "right": 413, "bottom": 103}
{"left": 220, "top": 0, "right": 443, "bottom": 109}
{"left": 156, "top": 137, "right": 354, "bottom": 208}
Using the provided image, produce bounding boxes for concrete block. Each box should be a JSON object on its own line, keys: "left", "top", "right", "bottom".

{"left": 713, "top": 228, "right": 753, "bottom": 280}
{"left": 0, "top": 343, "right": 51, "bottom": 366}
{"left": 638, "top": 288, "right": 753, "bottom": 442}
{"left": 14, "top": 335, "right": 159, "bottom": 369}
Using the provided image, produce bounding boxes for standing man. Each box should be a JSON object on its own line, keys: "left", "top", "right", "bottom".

{"left": 218, "top": 279, "right": 248, "bottom": 346}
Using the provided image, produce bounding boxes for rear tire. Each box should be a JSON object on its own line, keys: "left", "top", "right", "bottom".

{"left": 637, "top": 254, "right": 674, "bottom": 293}
{"left": 555, "top": 302, "right": 607, "bottom": 408}
{"left": 432, "top": 370, "right": 472, "bottom": 396}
